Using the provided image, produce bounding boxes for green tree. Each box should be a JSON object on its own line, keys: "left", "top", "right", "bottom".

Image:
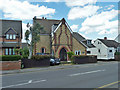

{"left": 25, "top": 22, "right": 44, "bottom": 59}
{"left": 67, "top": 52, "right": 74, "bottom": 60}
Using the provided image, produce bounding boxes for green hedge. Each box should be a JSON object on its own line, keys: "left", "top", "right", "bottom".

{"left": 31, "top": 55, "right": 51, "bottom": 60}
{"left": 0, "top": 55, "right": 21, "bottom": 61}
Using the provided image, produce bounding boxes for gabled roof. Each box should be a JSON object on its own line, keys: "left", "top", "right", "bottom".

{"left": 73, "top": 32, "right": 86, "bottom": 41}
{"left": 0, "top": 19, "right": 22, "bottom": 38}
{"left": 98, "top": 39, "right": 120, "bottom": 48}
{"left": 33, "top": 17, "right": 60, "bottom": 34}
{"left": 53, "top": 18, "right": 73, "bottom": 34}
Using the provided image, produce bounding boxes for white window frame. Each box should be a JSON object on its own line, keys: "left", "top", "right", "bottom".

{"left": 13, "top": 34, "right": 16, "bottom": 39}
{"left": 10, "top": 34, "right": 13, "bottom": 39}
{"left": 6, "top": 34, "right": 9, "bottom": 39}
{"left": 9, "top": 48, "right": 12, "bottom": 55}
{"left": 5, "top": 48, "right": 8, "bottom": 55}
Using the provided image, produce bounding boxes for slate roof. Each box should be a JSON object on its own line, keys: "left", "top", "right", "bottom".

{"left": 33, "top": 17, "right": 60, "bottom": 34}
{"left": 82, "top": 41, "right": 95, "bottom": 48}
{"left": 98, "top": 39, "right": 120, "bottom": 48}
{"left": 72, "top": 32, "right": 95, "bottom": 48}
{"left": 0, "top": 19, "right": 22, "bottom": 38}
{"left": 72, "top": 32, "right": 86, "bottom": 41}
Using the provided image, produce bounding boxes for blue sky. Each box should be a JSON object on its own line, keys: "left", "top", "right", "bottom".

{"left": 0, "top": 0, "right": 119, "bottom": 42}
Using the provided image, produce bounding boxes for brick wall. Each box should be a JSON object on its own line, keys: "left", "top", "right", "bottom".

{"left": 0, "top": 60, "right": 21, "bottom": 70}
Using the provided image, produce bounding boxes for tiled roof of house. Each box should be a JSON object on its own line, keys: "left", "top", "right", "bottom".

{"left": 72, "top": 32, "right": 95, "bottom": 48}
{"left": 0, "top": 19, "right": 22, "bottom": 38}
{"left": 98, "top": 39, "right": 120, "bottom": 48}
{"left": 33, "top": 17, "right": 60, "bottom": 34}
{"left": 82, "top": 41, "right": 95, "bottom": 48}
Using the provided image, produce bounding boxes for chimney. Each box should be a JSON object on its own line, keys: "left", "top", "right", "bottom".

{"left": 42, "top": 17, "right": 44, "bottom": 19}
{"left": 104, "top": 37, "right": 107, "bottom": 40}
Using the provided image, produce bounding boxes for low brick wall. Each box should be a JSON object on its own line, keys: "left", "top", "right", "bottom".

{"left": 73, "top": 55, "right": 97, "bottom": 64}
{"left": 0, "top": 60, "right": 21, "bottom": 70}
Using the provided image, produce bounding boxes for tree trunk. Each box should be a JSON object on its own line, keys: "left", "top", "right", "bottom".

{"left": 28, "top": 46, "right": 32, "bottom": 59}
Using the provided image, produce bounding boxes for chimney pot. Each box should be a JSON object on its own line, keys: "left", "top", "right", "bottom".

{"left": 42, "top": 17, "right": 44, "bottom": 19}
{"left": 104, "top": 37, "right": 107, "bottom": 40}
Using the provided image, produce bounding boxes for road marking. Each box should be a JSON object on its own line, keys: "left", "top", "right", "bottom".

{"left": 98, "top": 81, "right": 120, "bottom": 88}
{"left": 2, "top": 79, "right": 46, "bottom": 88}
{"left": 69, "top": 69, "right": 105, "bottom": 77}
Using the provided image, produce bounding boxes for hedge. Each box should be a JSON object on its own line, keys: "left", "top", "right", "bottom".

{"left": 0, "top": 55, "right": 21, "bottom": 61}
{"left": 31, "top": 55, "right": 51, "bottom": 60}
{"left": 115, "top": 52, "right": 120, "bottom": 55}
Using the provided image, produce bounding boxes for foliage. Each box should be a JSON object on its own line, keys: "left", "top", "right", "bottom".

{"left": 25, "top": 22, "right": 45, "bottom": 59}
{"left": 0, "top": 55, "right": 21, "bottom": 61}
{"left": 14, "top": 47, "right": 29, "bottom": 59}
{"left": 31, "top": 55, "right": 51, "bottom": 60}
{"left": 115, "top": 52, "right": 120, "bottom": 55}
{"left": 67, "top": 52, "right": 74, "bottom": 60}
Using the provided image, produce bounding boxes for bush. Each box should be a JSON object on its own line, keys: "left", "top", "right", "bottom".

{"left": 115, "top": 52, "right": 120, "bottom": 55}
{"left": 31, "top": 55, "right": 51, "bottom": 60}
{"left": 0, "top": 55, "right": 21, "bottom": 61}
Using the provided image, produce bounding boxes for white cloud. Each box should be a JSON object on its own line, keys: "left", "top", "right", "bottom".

{"left": 79, "top": 9, "right": 118, "bottom": 35}
{"left": 44, "top": 0, "right": 61, "bottom": 2}
{"left": 68, "top": 5, "right": 100, "bottom": 20}
{"left": 0, "top": 0, "right": 55, "bottom": 20}
{"left": 65, "top": 0, "right": 97, "bottom": 7}
{"left": 70, "top": 24, "right": 78, "bottom": 32}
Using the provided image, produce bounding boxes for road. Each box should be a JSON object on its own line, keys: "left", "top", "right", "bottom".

{"left": 1, "top": 61, "right": 120, "bottom": 89}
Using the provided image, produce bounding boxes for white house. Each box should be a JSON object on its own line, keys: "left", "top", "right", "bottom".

{"left": 93, "top": 37, "right": 120, "bottom": 60}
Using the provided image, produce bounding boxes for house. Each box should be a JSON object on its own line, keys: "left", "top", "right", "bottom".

{"left": 0, "top": 20, "right": 22, "bottom": 55}
{"left": 115, "top": 34, "right": 120, "bottom": 43}
{"left": 93, "top": 37, "right": 120, "bottom": 60}
{"left": 33, "top": 17, "right": 90, "bottom": 61}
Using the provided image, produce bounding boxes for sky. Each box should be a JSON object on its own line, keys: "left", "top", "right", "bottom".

{"left": 0, "top": 0, "right": 119, "bottom": 42}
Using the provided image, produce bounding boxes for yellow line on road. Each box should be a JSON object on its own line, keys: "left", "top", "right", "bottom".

{"left": 98, "top": 81, "right": 120, "bottom": 88}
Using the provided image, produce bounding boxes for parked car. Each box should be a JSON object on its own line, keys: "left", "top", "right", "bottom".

{"left": 50, "top": 58, "right": 55, "bottom": 66}
{"left": 55, "top": 58, "right": 61, "bottom": 65}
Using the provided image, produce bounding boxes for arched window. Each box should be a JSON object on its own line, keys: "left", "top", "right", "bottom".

{"left": 41, "top": 48, "right": 45, "bottom": 53}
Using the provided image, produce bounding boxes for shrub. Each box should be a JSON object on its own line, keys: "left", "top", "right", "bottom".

{"left": 67, "top": 52, "right": 74, "bottom": 60}
{"left": 0, "top": 55, "right": 21, "bottom": 61}
{"left": 115, "top": 52, "right": 120, "bottom": 55}
{"left": 31, "top": 55, "right": 51, "bottom": 60}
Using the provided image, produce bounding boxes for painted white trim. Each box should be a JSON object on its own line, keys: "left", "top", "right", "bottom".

{"left": 65, "top": 22, "right": 73, "bottom": 34}
{"left": 54, "top": 22, "right": 62, "bottom": 33}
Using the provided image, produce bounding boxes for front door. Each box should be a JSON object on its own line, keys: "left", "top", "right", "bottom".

{"left": 59, "top": 48, "right": 67, "bottom": 61}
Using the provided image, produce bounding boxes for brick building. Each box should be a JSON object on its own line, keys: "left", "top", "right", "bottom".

{"left": 33, "top": 17, "right": 94, "bottom": 61}
{"left": 0, "top": 20, "right": 22, "bottom": 55}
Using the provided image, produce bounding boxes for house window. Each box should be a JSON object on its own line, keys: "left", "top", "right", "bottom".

{"left": 75, "top": 50, "right": 81, "bottom": 55}
{"left": 6, "top": 34, "right": 9, "bottom": 39}
{"left": 9, "top": 48, "right": 12, "bottom": 55}
{"left": 109, "top": 50, "right": 112, "bottom": 52}
{"left": 87, "top": 51, "right": 91, "bottom": 54}
{"left": 41, "top": 48, "right": 45, "bottom": 53}
{"left": 13, "top": 49, "right": 15, "bottom": 55}
{"left": 13, "top": 34, "right": 16, "bottom": 39}
{"left": 10, "top": 34, "right": 12, "bottom": 39}
{"left": 98, "top": 49, "right": 100, "bottom": 53}
{"left": 5, "top": 48, "right": 8, "bottom": 55}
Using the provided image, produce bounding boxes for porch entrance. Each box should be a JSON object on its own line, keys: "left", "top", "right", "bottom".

{"left": 59, "top": 48, "right": 67, "bottom": 61}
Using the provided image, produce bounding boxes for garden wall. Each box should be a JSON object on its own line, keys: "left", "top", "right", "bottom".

{"left": 73, "top": 55, "right": 97, "bottom": 64}
{"left": 21, "top": 58, "right": 50, "bottom": 68}
{"left": 0, "top": 60, "right": 21, "bottom": 70}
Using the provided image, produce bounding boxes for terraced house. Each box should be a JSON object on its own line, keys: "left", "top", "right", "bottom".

{"left": 0, "top": 20, "right": 22, "bottom": 55}
{"left": 33, "top": 17, "right": 95, "bottom": 61}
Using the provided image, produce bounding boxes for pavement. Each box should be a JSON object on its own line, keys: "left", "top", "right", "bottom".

{"left": 1, "top": 61, "right": 120, "bottom": 89}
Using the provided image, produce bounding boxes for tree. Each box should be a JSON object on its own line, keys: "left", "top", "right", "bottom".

{"left": 25, "top": 22, "right": 44, "bottom": 59}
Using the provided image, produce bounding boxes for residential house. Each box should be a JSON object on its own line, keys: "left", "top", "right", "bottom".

{"left": 0, "top": 20, "right": 22, "bottom": 55}
{"left": 93, "top": 37, "right": 120, "bottom": 60}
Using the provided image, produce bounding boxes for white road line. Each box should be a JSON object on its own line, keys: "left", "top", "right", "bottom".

{"left": 2, "top": 79, "right": 46, "bottom": 88}
{"left": 69, "top": 69, "right": 106, "bottom": 77}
